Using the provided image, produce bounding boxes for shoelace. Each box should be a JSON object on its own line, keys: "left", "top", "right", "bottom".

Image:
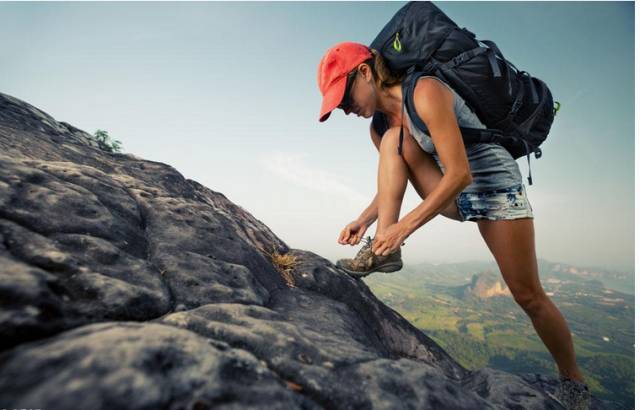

{"left": 352, "top": 235, "right": 374, "bottom": 259}
{"left": 353, "top": 235, "right": 405, "bottom": 250}
{"left": 356, "top": 235, "right": 373, "bottom": 245}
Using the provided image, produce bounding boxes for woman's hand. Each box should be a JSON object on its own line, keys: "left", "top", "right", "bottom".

{"left": 338, "top": 220, "right": 368, "bottom": 246}
{"left": 371, "top": 222, "right": 410, "bottom": 256}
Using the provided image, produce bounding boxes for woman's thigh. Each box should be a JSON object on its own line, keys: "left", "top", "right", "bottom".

{"left": 476, "top": 217, "right": 544, "bottom": 308}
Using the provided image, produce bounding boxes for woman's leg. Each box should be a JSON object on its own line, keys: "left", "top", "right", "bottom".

{"left": 377, "top": 126, "right": 462, "bottom": 235}
{"left": 476, "top": 218, "right": 586, "bottom": 383}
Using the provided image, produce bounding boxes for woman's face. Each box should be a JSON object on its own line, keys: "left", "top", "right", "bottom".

{"left": 342, "top": 63, "right": 376, "bottom": 119}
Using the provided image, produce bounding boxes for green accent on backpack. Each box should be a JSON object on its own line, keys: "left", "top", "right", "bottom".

{"left": 393, "top": 32, "right": 402, "bottom": 52}
{"left": 553, "top": 101, "right": 561, "bottom": 116}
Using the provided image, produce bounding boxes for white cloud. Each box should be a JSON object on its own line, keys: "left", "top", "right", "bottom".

{"left": 259, "top": 150, "right": 369, "bottom": 205}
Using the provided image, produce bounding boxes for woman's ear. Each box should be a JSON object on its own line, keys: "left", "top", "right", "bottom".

{"left": 359, "top": 63, "right": 372, "bottom": 83}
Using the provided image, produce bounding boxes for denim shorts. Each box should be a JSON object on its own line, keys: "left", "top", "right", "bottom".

{"left": 455, "top": 182, "right": 534, "bottom": 222}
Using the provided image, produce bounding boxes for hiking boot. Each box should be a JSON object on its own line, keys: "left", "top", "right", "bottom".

{"left": 549, "top": 375, "right": 592, "bottom": 410}
{"left": 336, "top": 235, "right": 404, "bottom": 278}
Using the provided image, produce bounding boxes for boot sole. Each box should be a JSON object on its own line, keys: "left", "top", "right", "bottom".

{"left": 339, "top": 261, "right": 403, "bottom": 278}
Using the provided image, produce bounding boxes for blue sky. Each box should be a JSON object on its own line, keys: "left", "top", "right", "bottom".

{"left": 1, "top": 1, "right": 634, "bottom": 273}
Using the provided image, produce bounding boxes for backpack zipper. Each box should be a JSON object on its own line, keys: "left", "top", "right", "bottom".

{"left": 393, "top": 32, "right": 402, "bottom": 52}
{"left": 383, "top": 29, "right": 404, "bottom": 53}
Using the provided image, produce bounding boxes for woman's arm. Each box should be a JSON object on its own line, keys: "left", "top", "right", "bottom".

{"left": 401, "top": 78, "right": 473, "bottom": 234}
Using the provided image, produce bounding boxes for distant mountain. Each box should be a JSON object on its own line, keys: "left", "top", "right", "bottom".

{"left": 463, "top": 271, "right": 512, "bottom": 299}
{"left": 543, "top": 261, "right": 633, "bottom": 295}
{"left": 407, "top": 258, "right": 633, "bottom": 296}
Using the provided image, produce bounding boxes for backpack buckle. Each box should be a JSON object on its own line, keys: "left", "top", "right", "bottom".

{"left": 510, "top": 98, "right": 523, "bottom": 115}
{"left": 534, "top": 147, "right": 542, "bottom": 159}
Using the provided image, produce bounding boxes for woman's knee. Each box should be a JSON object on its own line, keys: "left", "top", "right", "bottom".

{"left": 380, "top": 126, "right": 422, "bottom": 161}
{"left": 513, "top": 287, "right": 548, "bottom": 314}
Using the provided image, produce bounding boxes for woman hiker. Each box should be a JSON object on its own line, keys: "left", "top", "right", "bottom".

{"left": 317, "top": 41, "right": 591, "bottom": 410}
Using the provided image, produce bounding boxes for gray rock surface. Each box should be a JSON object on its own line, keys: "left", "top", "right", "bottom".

{"left": 0, "top": 91, "right": 619, "bottom": 409}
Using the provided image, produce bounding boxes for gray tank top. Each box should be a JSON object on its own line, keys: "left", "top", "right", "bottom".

{"left": 403, "top": 75, "right": 523, "bottom": 193}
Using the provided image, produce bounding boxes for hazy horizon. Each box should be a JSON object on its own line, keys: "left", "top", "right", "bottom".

{"left": 1, "top": 1, "right": 634, "bottom": 274}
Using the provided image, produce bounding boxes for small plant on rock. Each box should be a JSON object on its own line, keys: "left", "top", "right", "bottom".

{"left": 91, "top": 129, "right": 123, "bottom": 153}
{"left": 260, "top": 245, "right": 298, "bottom": 288}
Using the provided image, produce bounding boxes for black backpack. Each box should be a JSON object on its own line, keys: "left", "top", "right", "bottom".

{"left": 369, "top": 1, "right": 560, "bottom": 185}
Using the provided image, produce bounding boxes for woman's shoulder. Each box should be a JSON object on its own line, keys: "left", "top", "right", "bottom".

{"left": 414, "top": 75, "right": 487, "bottom": 130}
{"left": 412, "top": 76, "right": 456, "bottom": 120}
{"left": 416, "top": 75, "right": 454, "bottom": 91}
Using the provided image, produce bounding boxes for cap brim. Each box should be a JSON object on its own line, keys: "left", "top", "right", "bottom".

{"left": 318, "top": 75, "right": 347, "bottom": 122}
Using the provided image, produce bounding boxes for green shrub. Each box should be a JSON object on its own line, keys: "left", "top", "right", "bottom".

{"left": 91, "top": 129, "right": 123, "bottom": 153}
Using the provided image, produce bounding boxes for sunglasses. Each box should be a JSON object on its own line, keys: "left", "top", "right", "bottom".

{"left": 337, "top": 69, "right": 358, "bottom": 111}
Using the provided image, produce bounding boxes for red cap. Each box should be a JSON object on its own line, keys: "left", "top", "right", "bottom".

{"left": 317, "top": 41, "right": 372, "bottom": 122}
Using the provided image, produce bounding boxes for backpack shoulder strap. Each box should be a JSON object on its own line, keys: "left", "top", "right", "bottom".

{"left": 371, "top": 110, "right": 389, "bottom": 138}
{"left": 403, "top": 70, "right": 429, "bottom": 135}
